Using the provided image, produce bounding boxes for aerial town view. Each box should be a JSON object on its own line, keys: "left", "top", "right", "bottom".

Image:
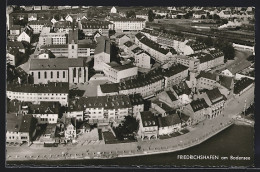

{"left": 6, "top": 5, "right": 255, "bottom": 167}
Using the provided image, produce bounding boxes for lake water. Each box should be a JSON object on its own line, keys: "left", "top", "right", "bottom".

{"left": 7, "top": 124, "right": 254, "bottom": 167}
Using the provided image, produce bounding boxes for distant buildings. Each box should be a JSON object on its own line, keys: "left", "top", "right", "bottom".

{"left": 110, "top": 18, "right": 146, "bottom": 32}
{"left": 79, "top": 20, "right": 114, "bottom": 36}
{"left": 28, "top": 20, "right": 52, "bottom": 34}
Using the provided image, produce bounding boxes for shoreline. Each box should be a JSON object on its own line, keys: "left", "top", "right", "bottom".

{"left": 6, "top": 120, "right": 235, "bottom": 161}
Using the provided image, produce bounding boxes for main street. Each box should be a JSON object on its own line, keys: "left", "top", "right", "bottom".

{"left": 6, "top": 85, "right": 254, "bottom": 161}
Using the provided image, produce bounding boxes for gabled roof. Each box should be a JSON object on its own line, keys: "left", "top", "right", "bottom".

{"left": 129, "top": 93, "right": 144, "bottom": 106}
{"left": 190, "top": 98, "right": 209, "bottom": 112}
{"left": 165, "top": 90, "right": 178, "bottom": 101}
{"left": 28, "top": 102, "right": 61, "bottom": 114}
{"left": 172, "top": 82, "right": 191, "bottom": 96}
{"left": 100, "top": 83, "right": 119, "bottom": 93}
{"left": 7, "top": 41, "right": 25, "bottom": 50}
{"left": 218, "top": 75, "right": 233, "bottom": 89}
{"left": 205, "top": 88, "right": 226, "bottom": 104}
{"left": 140, "top": 111, "right": 158, "bottom": 127}
{"left": 196, "top": 71, "right": 218, "bottom": 81}
{"left": 158, "top": 114, "right": 182, "bottom": 127}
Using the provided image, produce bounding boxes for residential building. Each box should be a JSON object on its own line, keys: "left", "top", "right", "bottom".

{"left": 218, "top": 75, "right": 234, "bottom": 97}
{"left": 6, "top": 48, "right": 20, "bottom": 66}
{"left": 6, "top": 114, "right": 37, "bottom": 145}
{"left": 103, "top": 62, "right": 138, "bottom": 83}
{"left": 133, "top": 50, "right": 151, "bottom": 69}
{"left": 94, "top": 36, "right": 111, "bottom": 71}
{"left": 116, "top": 34, "right": 131, "bottom": 47}
{"left": 136, "top": 11, "right": 149, "bottom": 21}
{"left": 64, "top": 118, "right": 77, "bottom": 141}
{"left": 9, "top": 25, "right": 22, "bottom": 37}
{"left": 193, "top": 10, "right": 207, "bottom": 18}
{"left": 218, "top": 10, "right": 232, "bottom": 18}
{"left": 196, "top": 71, "right": 219, "bottom": 90}
{"left": 171, "top": 81, "right": 192, "bottom": 105}
{"left": 158, "top": 90, "right": 179, "bottom": 109}
{"left": 135, "top": 32, "right": 177, "bottom": 63}
{"left": 151, "top": 99, "right": 174, "bottom": 117}
{"left": 29, "top": 58, "right": 88, "bottom": 84}
{"left": 137, "top": 111, "right": 158, "bottom": 140}
{"left": 183, "top": 98, "right": 209, "bottom": 124}
{"left": 38, "top": 27, "right": 67, "bottom": 46}
{"left": 198, "top": 88, "right": 227, "bottom": 119}
{"left": 234, "top": 77, "right": 254, "bottom": 96}
{"left": 79, "top": 21, "right": 114, "bottom": 36}
{"left": 28, "top": 102, "right": 61, "bottom": 124}
{"left": 110, "top": 18, "right": 146, "bottom": 32}
{"left": 28, "top": 20, "right": 52, "bottom": 34}
{"left": 129, "top": 93, "right": 145, "bottom": 118}
{"left": 6, "top": 82, "right": 69, "bottom": 106}
{"left": 17, "top": 26, "right": 33, "bottom": 43}
{"left": 174, "top": 55, "right": 200, "bottom": 71}
{"left": 158, "top": 114, "right": 182, "bottom": 135}
{"left": 7, "top": 41, "right": 25, "bottom": 53}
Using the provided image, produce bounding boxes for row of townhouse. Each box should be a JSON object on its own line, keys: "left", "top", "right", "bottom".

{"left": 6, "top": 82, "right": 69, "bottom": 106}
{"left": 136, "top": 110, "right": 191, "bottom": 140}
{"left": 97, "top": 63, "right": 189, "bottom": 98}
{"left": 140, "top": 28, "right": 208, "bottom": 56}
{"left": 174, "top": 49, "right": 224, "bottom": 72}
{"left": 79, "top": 20, "right": 114, "bottom": 36}
{"left": 135, "top": 32, "right": 177, "bottom": 63}
{"left": 67, "top": 94, "right": 144, "bottom": 123}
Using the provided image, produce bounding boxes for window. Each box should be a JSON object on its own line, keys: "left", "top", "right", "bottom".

{"left": 31, "top": 72, "right": 34, "bottom": 76}
{"left": 38, "top": 72, "right": 41, "bottom": 79}
{"left": 57, "top": 71, "right": 59, "bottom": 78}
{"left": 63, "top": 71, "right": 65, "bottom": 78}
{"left": 44, "top": 72, "right": 47, "bottom": 79}
{"left": 72, "top": 45, "right": 74, "bottom": 49}
{"left": 51, "top": 71, "right": 53, "bottom": 78}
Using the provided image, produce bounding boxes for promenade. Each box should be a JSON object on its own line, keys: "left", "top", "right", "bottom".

{"left": 6, "top": 86, "right": 254, "bottom": 161}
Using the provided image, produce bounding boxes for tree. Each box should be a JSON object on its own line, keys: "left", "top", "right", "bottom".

{"left": 204, "top": 36, "right": 213, "bottom": 46}
{"left": 201, "top": 15, "right": 206, "bottom": 19}
{"left": 78, "top": 29, "right": 85, "bottom": 40}
{"left": 113, "top": 116, "right": 139, "bottom": 140}
{"left": 126, "top": 10, "right": 136, "bottom": 18}
{"left": 213, "top": 14, "right": 220, "bottom": 20}
{"left": 148, "top": 10, "right": 155, "bottom": 22}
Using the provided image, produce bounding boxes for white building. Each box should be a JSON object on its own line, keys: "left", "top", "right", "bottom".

{"left": 110, "top": 6, "right": 117, "bottom": 13}
{"left": 135, "top": 32, "right": 177, "bottom": 63}
{"left": 29, "top": 20, "right": 52, "bottom": 34}
{"left": 6, "top": 82, "right": 69, "bottom": 106}
{"left": 133, "top": 51, "right": 151, "bottom": 69}
{"left": 17, "top": 26, "right": 33, "bottom": 43}
{"left": 110, "top": 18, "right": 146, "bottom": 32}
{"left": 103, "top": 62, "right": 138, "bottom": 83}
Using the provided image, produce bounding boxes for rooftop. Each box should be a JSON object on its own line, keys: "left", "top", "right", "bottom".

{"left": 7, "top": 41, "right": 25, "bottom": 50}
{"left": 30, "top": 58, "right": 87, "bottom": 70}
{"left": 94, "top": 36, "right": 111, "bottom": 55}
{"left": 123, "top": 41, "right": 135, "bottom": 48}
{"left": 190, "top": 98, "right": 209, "bottom": 112}
{"left": 140, "top": 111, "right": 158, "bottom": 127}
{"left": 106, "top": 62, "right": 137, "bottom": 71}
{"left": 158, "top": 114, "right": 182, "bottom": 128}
{"left": 172, "top": 82, "right": 191, "bottom": 96}
{"left": 196, "top": 71, "right": 218, "bottom": 81}
{"left": 7, "top": 82, "right": 69, "bottom": 94}
{"left": 219, "top": 75, "right": 233, "bottom": 90}
{"left": 135, "top": 33, "right": 177, "bottom": 55}
{"left": 206, "top": 88, "right": 227, "bottom": 104}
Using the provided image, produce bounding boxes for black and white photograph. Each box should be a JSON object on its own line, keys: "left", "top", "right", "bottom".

{"left": 5, "top": 4, "right": 256, "bottom": 168}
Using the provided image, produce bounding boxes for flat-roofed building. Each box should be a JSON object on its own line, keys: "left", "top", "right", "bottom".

{"left": 103, "top": 62, "right": 138, "bottom": 83}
